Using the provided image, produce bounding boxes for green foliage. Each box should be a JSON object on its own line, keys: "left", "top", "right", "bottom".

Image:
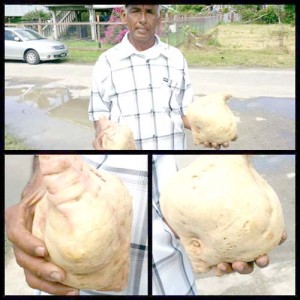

{"left": 175, "top": 5, "right": 206, "bottom": 15}
{"left": 4, "top": 16, "right": 23, "bottom": 23}
{"left": 233, "top": 5, "right": 294, "bottom": 24}
{"left": 282, "top": 5, "right": 295, "bottom": 24}
{"left": 256, "top": 6, "right": 279, "bottom": 24}
{"left": 21, "top": 10, "right": 51, "bottom": 22}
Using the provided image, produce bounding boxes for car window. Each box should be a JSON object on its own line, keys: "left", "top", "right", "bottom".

{"left": 5, "top": 30, "right": 17, "bottom": 41}
{"left": 16, "top": 29, "right": 46, "bottom": 41}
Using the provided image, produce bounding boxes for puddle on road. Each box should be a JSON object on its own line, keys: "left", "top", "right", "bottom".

{"left": 229, "top": 97, "right": 295, "bottom": 120}
{"left": 5, "top": 83, "right": 295, "bottom": 150}
{"left": 5, "top": 83, "right": 92, "bottom": 129}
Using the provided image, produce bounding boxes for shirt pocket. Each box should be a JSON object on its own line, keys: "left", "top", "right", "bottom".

{"left": 154, "top": 78, "right": 180, "bottom": 112}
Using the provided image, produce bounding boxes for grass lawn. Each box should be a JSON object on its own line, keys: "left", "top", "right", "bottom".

{"left": 63, "top": 23, "right": 295, "bottom": 68}
{"left": 5, "top": 126, "right": 34, "bottom": 150}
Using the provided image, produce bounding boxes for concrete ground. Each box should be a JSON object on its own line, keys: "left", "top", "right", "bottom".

{"left": 5, "top": 155, "right": 295, "bottom": 295}
{"left": 5, "top": 62, "right": 295, "bottom": 150}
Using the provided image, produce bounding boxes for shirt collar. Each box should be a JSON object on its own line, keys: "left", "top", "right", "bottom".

{"left": 116, "top": 32, "right": 169, "bottom": 60}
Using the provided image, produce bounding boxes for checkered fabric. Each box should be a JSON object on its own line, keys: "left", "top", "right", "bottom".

{"left": 152, "top": 155, "right": 197, "bottom": 295}
{"left": 89, "top": 33, "right": 193, "bottom": 150}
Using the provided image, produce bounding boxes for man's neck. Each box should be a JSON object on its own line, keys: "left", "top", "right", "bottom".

{"left": 128, "top": 34, "right": 156, "bottom": 51}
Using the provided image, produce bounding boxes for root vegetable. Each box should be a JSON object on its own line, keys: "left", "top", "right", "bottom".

{"left": 160, "top": 155, "right": 284, "bottom": 273}
{"left": 32, "top": 155, "right": 132, "bottom": 291}
{"left": 187, "top": 93, "right": 238, "bottom": 145}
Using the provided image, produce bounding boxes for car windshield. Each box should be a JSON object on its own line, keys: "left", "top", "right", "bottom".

{"left": 17, "top": 29, "right": 46, "bottom": 41}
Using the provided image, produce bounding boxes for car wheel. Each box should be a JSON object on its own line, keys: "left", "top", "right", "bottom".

{"left": 25, "top": 50, "right": 40, "bottom": 65}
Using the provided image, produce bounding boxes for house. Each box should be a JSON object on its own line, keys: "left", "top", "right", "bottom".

{"left": 5, "top": 4, "right": 122, "bottom": 40}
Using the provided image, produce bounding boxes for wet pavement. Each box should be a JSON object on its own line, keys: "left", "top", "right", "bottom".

{"left": 5, "top": 80, "right": 94, "bottom": 150}
{"left": 5, "top": 63, "right": 295, "bottom": 150}
{"left": 5, "top": 83, "right": 295, "bottom": 150}
{"left": 188, "top": 96, "right": 295, "bottom": 150}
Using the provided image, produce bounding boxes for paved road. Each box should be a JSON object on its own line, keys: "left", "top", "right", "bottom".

{"left": 5, "top": 62, "right": 295, "bottom": 150}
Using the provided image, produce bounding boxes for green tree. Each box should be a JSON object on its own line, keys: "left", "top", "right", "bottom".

{"left": 233, "top": 5, "right": 294, "bottom": 25}
{"left": 282, "top": 5, "right": 295, "bottom": 24}
{"left": 21, "top": 10, "right": 51, "bottom": 22}
{"left": 175, "top": 5, "right": 206, "bottom": 15}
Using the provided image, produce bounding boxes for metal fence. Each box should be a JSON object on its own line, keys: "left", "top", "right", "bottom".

{"left": 5, "top": 15, "right": 220, "bottom": 48}
{"left": 5, "top": 16, "right": 220, "bottom": 46}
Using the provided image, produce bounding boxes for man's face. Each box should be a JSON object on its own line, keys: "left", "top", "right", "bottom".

{"left": 122, "top": 5, "right": 161, "bottom": 44}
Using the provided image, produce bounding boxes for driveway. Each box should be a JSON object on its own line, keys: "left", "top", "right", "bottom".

{"left": 5, "top": 62, "right": 295, "bottom": 150}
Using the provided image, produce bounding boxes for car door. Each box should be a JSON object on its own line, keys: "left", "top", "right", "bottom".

{"left": 5, "top": 30, "right": 25, "bottom": 60}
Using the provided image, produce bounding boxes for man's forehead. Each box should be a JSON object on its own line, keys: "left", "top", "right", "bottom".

{"left": 126, "top": 5, "right": 158, "bottom": 10}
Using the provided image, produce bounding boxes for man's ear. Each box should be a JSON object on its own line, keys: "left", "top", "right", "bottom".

{"left": 120, "top": 8, "right": 127, "bottom": 25}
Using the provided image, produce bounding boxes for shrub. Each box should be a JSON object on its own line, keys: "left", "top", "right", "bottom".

{"left": 101, "top": 7, "right": 128, "bottom": 45}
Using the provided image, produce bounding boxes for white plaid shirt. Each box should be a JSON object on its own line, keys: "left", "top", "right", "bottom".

{"left": 89, "top": 33, "right": 193, "bottom": 150}
{"left": 152, "top": 155, "right": 198, "bottom": 295}
{"left": 36, "top": 155, "right": 148, "bottom": 296}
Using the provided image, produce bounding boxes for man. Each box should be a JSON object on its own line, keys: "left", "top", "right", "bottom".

{"left": 89, "top": 5, "right": 230, "bottom": 150}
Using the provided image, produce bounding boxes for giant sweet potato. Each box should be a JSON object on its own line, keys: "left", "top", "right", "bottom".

{"left": 187, "top": 93, "right": 238, "bottom": 145}
{"left": 160, "top": 155, "right": 284, "bottom": 273}
{"left": 32, "top": 155, "right": 132, "bottom": 291}
{"left": 99, "top": 116, "right": 136, "bottom": 150}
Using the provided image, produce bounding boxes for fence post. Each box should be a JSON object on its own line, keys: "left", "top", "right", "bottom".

{"left": 51, "top": 10, "right": 58, "bottom": 40}
{"left": 96, "top": 14, "right": 101, "bottom": 48}
{"left": 38, "top": 17, "right": 42, "bottom": 35}
{"left": 89, "top": 8, "right": 96, "bottom": 41}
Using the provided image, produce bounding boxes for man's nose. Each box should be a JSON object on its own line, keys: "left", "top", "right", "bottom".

{"left": 139, "top": 12, "right": 147, "bottom": 24}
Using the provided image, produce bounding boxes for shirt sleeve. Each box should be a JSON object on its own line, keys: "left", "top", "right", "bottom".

{"left": 152, "top": 155, "right": 198, "bottom": 295}
{"left": 179, "top": 56, "right": 194, "bottom": 116}
{"left": 88, "top": 55, "right": 112, "bottom": 121}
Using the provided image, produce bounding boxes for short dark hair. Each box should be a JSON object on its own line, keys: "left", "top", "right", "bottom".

{"left": 124, "top": 4, "right": 161, "bottom": 14}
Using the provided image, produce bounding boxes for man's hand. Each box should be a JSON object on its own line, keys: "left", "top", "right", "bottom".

{"left": 213, "top": 231, "right": 287, "bottom": 276}
{"left": 203, "top": 134, "right": 238, "bottom": 150}
{"left": 5, "top": 162, "right": 78, "bottom": 295}
{"left": 92, "top": 133, "right": 105, "bottom": 150}
{"left": 93, "top": 117, "right": 115, "bottom": 150}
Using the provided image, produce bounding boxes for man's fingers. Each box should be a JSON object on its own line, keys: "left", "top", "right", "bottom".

{"left": 232, "top": 134, "right": 238, "bottom": 141}
{"left": 14, "top": 246, "right": 65, "bottom": 281}
{"left": 279, "top": 230, "right": 287, "bottom": 245}
{"left": 255, "top": 255, "right": 270, "bottom": 268}
{"left": 211, "top": 142, "right": 221, "bottom": 150}
{"left": 8, "top": 225, "right": 47, "bottom": 258}
{"left": 24, "top": 270, "right": 78, "bottom": 295}
{"left": 92, "top": 133, "right": 105, "bottom": 150}
{"left": 5, "top": 207, "right": 47, "bottom": 258}
{"left": 232, "top": 261, "right": 254, "bottom": 274}
{"left": 203, "top": 142, "right": 212, "bottom": 148}
{"left": 214, "top": 263, "right": 234, "bottom": 276}
{"left": 92, "top": 137, "right": 102, "bottom": 150}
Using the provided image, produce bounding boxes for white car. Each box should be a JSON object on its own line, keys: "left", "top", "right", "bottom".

{"left": 5, "top": 27, "right": 68, "bottom": 65}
